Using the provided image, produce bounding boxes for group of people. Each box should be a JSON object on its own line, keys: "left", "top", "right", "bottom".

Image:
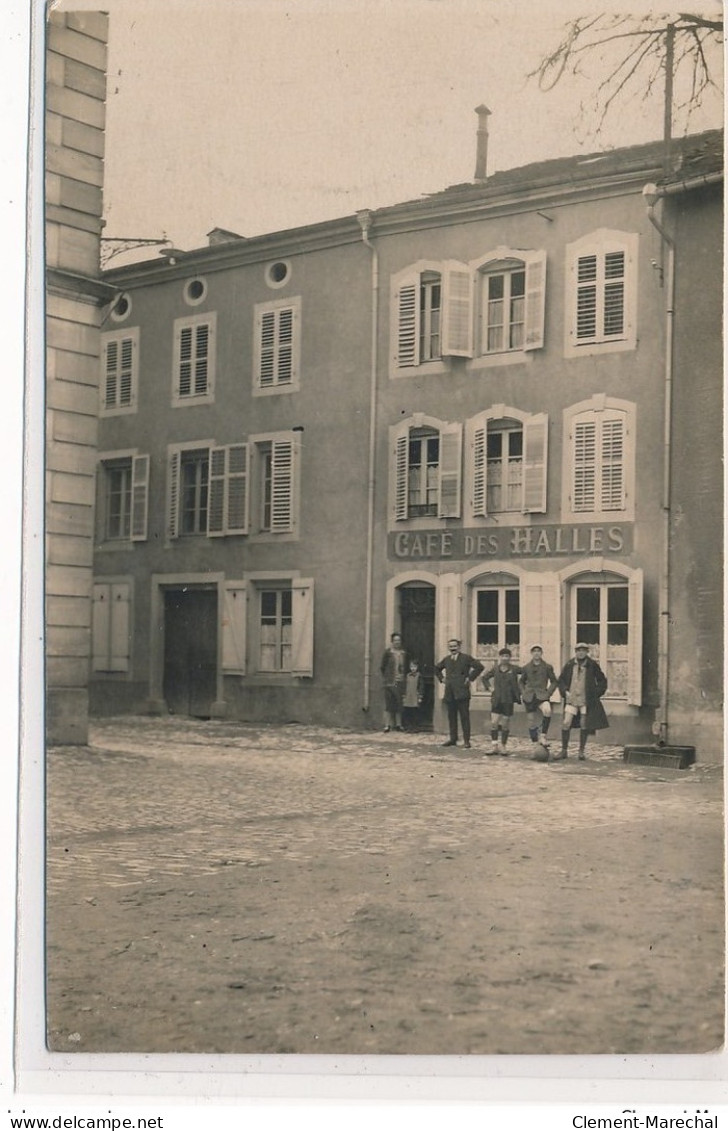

{"left": 380, "top": 633, "right": 608, "bottom": 763}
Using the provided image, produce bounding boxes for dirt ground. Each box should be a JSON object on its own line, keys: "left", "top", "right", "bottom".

{"left": 45, "top": 717, "right": 725, "bottom": 1056}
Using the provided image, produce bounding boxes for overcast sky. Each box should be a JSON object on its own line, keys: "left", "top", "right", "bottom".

{"left": 82, "top": 0, "right": 724, "bottom": 258}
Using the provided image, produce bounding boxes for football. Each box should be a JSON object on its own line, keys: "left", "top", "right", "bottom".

{"left": 532, "top": 748, "right": 550, "bottom": 763}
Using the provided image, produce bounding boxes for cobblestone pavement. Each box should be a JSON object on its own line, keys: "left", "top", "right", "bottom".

{"left": 46, "top": 716, "right": 724, "bottom": 1057}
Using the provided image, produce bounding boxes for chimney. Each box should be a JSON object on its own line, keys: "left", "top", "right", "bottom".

{"left": 474, "top": 104, "right": 491, "bottom": 182}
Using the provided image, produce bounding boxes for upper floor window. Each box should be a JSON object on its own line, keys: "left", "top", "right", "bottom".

{"left": 172, "top": 311, "right": 216, "bottom": 406}
{"left": 252, "top": 434, "right": 299, "bottom": 534}
{"left": 391, "top": 261, "right": 473, "bottom": 374}
{"left": 473, "top": 249, "right": 546, "bottom": 358}
{"left": 565, "top": 230, "right": 638, "bottom": 356}
{"left": 563, "top": 395, "right": 635, "bottom": 520}
{"left": 253, "top": 296, "right": 301, "bottom": 394}
{"left": 100, "top": 328, "right": 139, "bottom": 415}
{"left": 419, "top": 272, "right": 442, "bottom": 361}
{"left": 468, "top": 406, "right": 548, "bottom": 518}
{"left": 97, "top": 452, "right": 149, "bottom": 543}
{"left": 390, "top": 415, "right": 462, "bottom": 522}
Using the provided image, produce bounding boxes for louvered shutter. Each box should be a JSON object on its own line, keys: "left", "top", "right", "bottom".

{"left": 258, "top": 309, "right": 276, "bottom": 387}
{"left": 110, "top": 582, "right": 130, "bottom": 672}
{"left": 226, "top": 443, "right": 249, "bottom": 533}
{"left": 627, "top": 568, "right": 643, "bottom": 706}
{"left": 394, "top": 273, "right": 420, "bottom": 368}
{"left": 103, "top": 339, "right": 118, "bottom": 408}
{"left": 91, "top": 583, "right": 110, "bottom": 671}
{"left": 438, "top": 423, "right": 462, "bottom": 518}
{"left": 290, "top": 578, "right": 314, "bottom": 677}
{"left": 194, "top": 323, "right": 209, "bottom": 395}
{"left": 222, "top": 582, "right": 247, "bottom": 673}
{"left": 276, "top": 307, "right": 294, "bottom": 384}
{"left": 270, "top": 439, "right": 294, "bottom": 532}
{"left": 177, "top": 324, "right": 193, "bottom": 397}
{"left": 523, "top": 251, "right": 546, "bottom": 350}
{"left": 441, "top": 262, "right": 473, "bottom": 357}
{"left": 522, "top": 413, "right": 548, "bottom": 513}
{"left": 572, "top": 419, "right": 597, "bottom": 512}
{"left": 208, "top": 447, "right": 227, "bottom": 536}
{"left": 392, "top": 422, "right": 409, "bottom": 522}
{"left": 600, "top": 416, "right": 625, "bottom": 510}
{"left": 520, "top": 572, "right": 561, "bottom": 686}
{"left": 167, "top": 449, "right": 181, "bottom": 539}
{"left": 130, "top": 454, "right": 150, "bottom": 541}
{"left": 471, "top": 421, "right": 488, "bottom": 517}
{"left": 119, "top": 336, "right": 134, "bottom": 405}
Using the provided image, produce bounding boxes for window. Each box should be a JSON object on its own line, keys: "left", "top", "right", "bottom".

{"left": 259, "top": 588, "right": 293, "bottom": 671}
{"left": 251, "top": 434, "right": 299, "bottom": 534}
{"left": 474, "top": 250, "right": 546, "bottom": 356}
{"left": 563, "top": 396, "right": 634, "bottom": 519}
{"left": 565, "top": 230, "right": 637, "bottom": 356}
{"left": 391, "top": 261, "right": 473, "bottom": 373}
{"left": 391, "top": 416, "right": 462, "bottom": 522}
{"left": 469, "top": 407, "right": 548, "bottom": 517}
{"left": 100, "top": 328, "right": 139, "bottom": 415}
{"left": 254, "top": 296, "right": 301, "bottom": 393}
{"left": 98, "top": 453, "right": 149, "bottom": 542}
{"left": 483, "top": 267, "right": 524, "bottom": 352}
{"left": 183, "top": 277, "right": 207, "bottom": 306}
{"left": 91, "top": 580, "right": 131, "bottom": 673}
{"left": 572, "top": 582, "right": 630, "bottom": 699}
{"left": 248, "top": 578, "right": 314, "bottom": 676}
{"left": 473, "top": 585, "right": 521, "bottom": 666}
{"left": 173, "top": 312, "right": 216, "bottom": 405}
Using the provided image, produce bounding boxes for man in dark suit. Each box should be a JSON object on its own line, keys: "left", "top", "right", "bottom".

{"left": 434, "top": 638, "right": 484, "bottom": 749}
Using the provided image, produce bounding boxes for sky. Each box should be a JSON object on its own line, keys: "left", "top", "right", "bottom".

{"left": 88, "top": 0, "right": 725, "bottom": 262}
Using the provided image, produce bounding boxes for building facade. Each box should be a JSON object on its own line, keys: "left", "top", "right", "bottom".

{"left": 46, "top": 10, "right": 112, "bottom": 744}
{"left": 93, "top": 130, "right": 723, "bottom": 758}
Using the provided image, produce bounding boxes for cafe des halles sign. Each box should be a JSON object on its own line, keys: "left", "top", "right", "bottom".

{"left": 388, "top": 523, "right": 633, "bottom": 561}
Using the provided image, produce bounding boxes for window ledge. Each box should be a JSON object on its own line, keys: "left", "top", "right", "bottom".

{"left": 467, "top": 351, "right": 532, "bottom": 371}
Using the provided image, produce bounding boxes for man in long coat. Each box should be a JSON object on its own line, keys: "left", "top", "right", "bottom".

{"left": 555, "top": 642, "right": 609, "bottom": 761}
{"left": 434, "top": 638, "right": 484, "bottom": 749}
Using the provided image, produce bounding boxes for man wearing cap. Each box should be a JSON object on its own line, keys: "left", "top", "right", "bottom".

{"left": 519, "top": 645, "right": 559, "bottom": 759}
{"left": 434, "top": 639, "right": 484, "bottom": 749}
{"left": 481, "top": 647, "right": 522, "bottom": 755}
{"left": 555, "top": 642, "right": 609, "bottom": 760}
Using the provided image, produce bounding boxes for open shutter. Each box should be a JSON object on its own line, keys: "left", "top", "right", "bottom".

{"left": 270, "top": 438, "right": 294, "bottom": 532}
{"left": 91, "top": 583, "right": 110, "bottom": 671}
{"left": 207, "top": 447, "right": 227, "bottom": 536}
{"left": 222, "top": 582, "right": 247, "bottom": 674}
{"left": 110, "top": 582, "right": 130, "bottom": 672}
{"left": 167, "top": 449, "right": 181, "bottom": 540}
{"left": 438, "top": 422, "right": 462, "bottom": 518}
{"left": 226, "top": 443, "right": 249, "bottom": 534}
{"left": 627, "top": 568, "right": 643, "bottom": 706}
{"left": 435, "top": 572, "right": 461, "bottom": 696}
{"left": 392, "top": 421, "right": 409, "bottom": 522}
{"left": 441, "top": 261, "right": 473, "bottom": 357}
{"left": 130, "top": 454, "right": 150, "bottom": 541}
{"left": 523, "top": 251, "right": 546, "bottom": 350}
{"left": 290, "top": 578, "right": 314, "bottom": 677}
{"left": 522, "top": 413, "right": 548, "bottom": 513}
{"left": 520, "top": 571, "right": 561, "bottom": 687}
{"left": 471, "top": 420, "right": 488, "bottom": 517}
{"left": 393, "top": 273, "right": 420, "bottom": 368}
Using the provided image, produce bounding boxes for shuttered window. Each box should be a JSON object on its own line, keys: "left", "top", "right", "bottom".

{"left": 572, "top": 414, "right": 625, "bottom": 512}
{"left": 391, "top": 261, "right": 473, "bottom": 372}
{"left": 91, "top": 581, "right": 131, "bottom": 673}
{"left": 208, "top": 444, "right": 249, "bottom": 536}
{"left": 254, "top": 297, "right": 301, "bottom": 393}
{"left": 173, "top": 313, "right": 216, "bottom": 404}
{"left": 391, "top": 417, "right": 462, "bottom": 521}
{"left": 257, "top": 438, "right": 296, "bottom": 533}
{"left": 257, "top": 579, "right": 314, "bottom": 676}
{"left": 101, "top": 329, "right": 139, "bottom": 414}
{"left": 100, "top": 453, "right": 149, "bottom": 542}
{"left": 470, "top": 411, "right": 548, "bottom": 517}
{"left": 566, "top": 231, "right": 637, "bottom": 355}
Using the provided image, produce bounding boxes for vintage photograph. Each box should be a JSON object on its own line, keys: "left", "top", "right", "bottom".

{"left": 42, "top": 0, "right": 724, "bottom": 1060}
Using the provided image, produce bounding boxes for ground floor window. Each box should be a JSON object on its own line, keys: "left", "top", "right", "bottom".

{"left": 572, "top": 582, "right": 629, "bottom": 697}
{"left": 473, "top": 585, "right": 521, "bottom": 666}
{"left": 259, "top": 587, "right": 293, "bottom": 672}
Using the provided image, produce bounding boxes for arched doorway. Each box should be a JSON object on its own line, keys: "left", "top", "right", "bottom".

{"left": 398, "top": 582, "right": 436, "bottom": 729}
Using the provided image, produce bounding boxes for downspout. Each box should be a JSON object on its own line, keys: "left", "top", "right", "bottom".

{"left": 356, "top": 209, "right": 379, "bottom": 712}
{"left": 643, "top": 183, "right": 675, "bottom": 746}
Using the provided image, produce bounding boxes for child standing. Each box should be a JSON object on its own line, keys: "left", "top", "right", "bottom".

{"left": 481, "top": 648, "right": 522, "bottom": 755}
{"left": 402, "top": 659, "right": 425, "bottom": 731}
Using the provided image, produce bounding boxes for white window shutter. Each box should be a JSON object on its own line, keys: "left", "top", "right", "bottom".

{"left": 102, "top": 338, "right": 118, "bottom": 409}
{"left": 222, "top": 582, "right": 247, "bottom": 673}
{"left": 523, "top": 250, "right": 546, "bottom": 350}
{"left": 91, "top": 583, "right": 110, "bottom": 671}
{"left": 130, "top": 454, "right": 150, "bottom": 541}
{"left": 600, "top": 416, "right": 625, "bottom": 510}
{"left": 207, "top": 447, "right": 227, "bottom": 536}
{"left": 167, "top": 449, "right": 181, "bottom": 539}
{"left": 435, "top": 572, "right": 461, "bottom": 695}
{"left": 520, "top": 572, "right": 561, "bottom": 685}
{"left": 290, "top": 578, "right": 314, "bottom": 677}
{"left": 392, "top": 422, "right": 409, "bottom": 522}
{"left": 441, "top": 262, "right": 473, "bottom": 357}
{"left": 226, "top": 443, "right": 249, "bottom": 534}
{"left": 270, "top": 438, "right": 294, "bottom": 532}
{"left": 438, "top": 422, "right": 462, "bottom": 518}
{"left": 572, "top": 419, "right": 597, "bottom": 512}
{"left": 471, "top": 422, "right": 488, "bottom": 517}
{"left": 627, "top": 568, "right": 643, "bottom": 706}
{"left": 110, "top": 582, "right": 130, "bottom": 672}
{"left": 394, "top": 274, "right": 420, "bottom": 368}
{"left": 522, "top": 413, "right": 548, "bottom": 513}
{"left": 257, "top": 308, "right": 275, "bottom": 387}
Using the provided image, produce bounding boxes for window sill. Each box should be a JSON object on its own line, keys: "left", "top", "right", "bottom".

{"left": 467, "top": 351, "right": 532, "bottom": 371}
{"left": 390, "top": 360, "right": 449, "bottom": 380}
{"left": 564, "top": 337, "right": 635, "bottom": 359}
{"left": 253, "top": 382, "right": 299, "bottom": 397}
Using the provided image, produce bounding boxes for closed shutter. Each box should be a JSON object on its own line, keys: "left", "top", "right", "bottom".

{"left": 393, "top": 273, "right": 420, "bottom": 368}
{"left": 193, "top": 323, "right": 209, "bottom": 395}
{"left": 167, "top": 449, "right": 181, "bottom": 539}
{"left": 130, "top": 454, "right": 150, "bottom": 541}
{"left": 110, "top": 583, "right": 130, "bottom": 672}
{"left": 523, "top": 251, "right": 546, "bottom": 350}
{"left": 438, "top": 422, "right": 462, "bottom": 518}
{"left": 522, "top": 413, "right": 548, "bottom": 513}
{"left": 270, "top": 439, "right": 294, "bottom": 531}
{"left": 572, "top": 419, "right": 597, "bottom": 512}
{"left": 471, "top": 421, "right": 488, "bottom": 517}
{"left": 258, "top": 308, "right": 276, "bottom": 387}
{"left": 103, "top": 339, "right": 118, "bottom": 408}
{"left": 177, "top": 324, "right": 193, "bottom": 397}
{"left": 91, "top": 583, "right": 110, "bottom": 671}
{"left": 222, "top": 582, "right": 247, "bottom": 673}
{"left": 600, "top": 416, "right": 625, "bottom": 510}
{"left": 392, "top": 421, "right": 409, "bottom": 522}
{"left": 226, "top": 443, "right": 249, "bottom": 533}
{"left": 207, "top": 447, "right": 227, "bottom": 536}
{"left": 441, "top": 262, "right": 473, "bottom": 357}
{"left": 627, "top": 568, "right": 643, "bottom": 706}
{"left": 290, "top": 578, "right": 314, "bottom": 677}
{"left": 520, "top": 572, "right": 561, "bottom": 686}
{"left": 119, "top": 336, "right": 135, "bottom": 405}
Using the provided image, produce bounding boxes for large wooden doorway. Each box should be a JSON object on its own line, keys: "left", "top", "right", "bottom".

{"left": 163, "top": 587, "right": 218, "bottom": 718}
{"left": 399, "top": 583, "right": 436, "bottom": 728}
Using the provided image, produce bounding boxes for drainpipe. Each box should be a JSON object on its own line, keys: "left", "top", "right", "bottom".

{"left": 643, "top": 183, "right": 675, "bottom": 746}
{"left": 356, "top": 209, "right": 379, "bottom": 712}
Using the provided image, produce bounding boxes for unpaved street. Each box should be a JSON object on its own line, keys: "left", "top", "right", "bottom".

{"left": 46, "top": 717, "right": 724, "bottom": 1055}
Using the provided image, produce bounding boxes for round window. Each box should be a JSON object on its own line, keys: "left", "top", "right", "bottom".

{"left": 184, "top": 277, "right": 207, "bottom": 305}
{"left": 110, "top": 292, "right": 132, "bottom": 321}
{"left": 266, "top": 260, "right": 291, "bottom": 288}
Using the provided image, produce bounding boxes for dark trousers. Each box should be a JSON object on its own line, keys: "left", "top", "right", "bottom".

{"left": 445, "top": 697, "right": 471, "bottom": 743}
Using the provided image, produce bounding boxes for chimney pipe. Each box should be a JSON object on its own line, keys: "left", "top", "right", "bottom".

{"left": 474, "top": 104, "right": 491, "bottom": 182}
